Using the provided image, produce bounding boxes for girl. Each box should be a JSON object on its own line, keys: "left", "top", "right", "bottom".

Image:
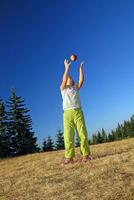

{"left": 60, "top": 59, "right": 92, "bottom": 165}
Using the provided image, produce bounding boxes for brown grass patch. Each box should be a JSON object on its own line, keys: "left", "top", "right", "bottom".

{"left": 0, "top": 138, "right": 134, "bottom": 200}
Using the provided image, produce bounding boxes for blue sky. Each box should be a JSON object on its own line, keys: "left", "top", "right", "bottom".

{"left": 0, "top": 0, "right": 134, "bottom": 147}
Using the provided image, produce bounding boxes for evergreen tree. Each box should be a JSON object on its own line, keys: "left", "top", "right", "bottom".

{"left": 92, "top": 133, "right": 98, "bottom": 144}
{"left": 46, "top": 136, "right": 54, "bottom": 151}
{"left": 42, "top": 138, "right": 47, "bottom": 152}
{"left": 88, "top": 138, "right": 91, "bottom": 145}
{"left": 127, "top": 120, "right": 132, "bottom": 138}
{"left": 116, "top": 123, "right": 123, "bottom": 140}
{"left": 108, "top": 132, "right": 114, "bottom": 142}
{"left": 101, "top": 128, "right": 108, "bottom": 143}
{"left": 0, "top": 99, "right": 10, "bottom": 158}
{"left": 130, "top": 115, "right": 134, "bottom": 137}
{"left": 122, "top": 121, "right": 128, "bottom": 138}
{"left": 6, "top": 89, "right": 38, "bottom": 157}
{"left": 55, "top": 129, "right": 64, "bottom": 150}
{"left": 111, "top": 130, "right": 116, "bottom": 141}
{"left": 97, "top": 131, "right": 103, "bottom": 144}
{"left": 112, "top": 130, "right": 119, "bottom": 141}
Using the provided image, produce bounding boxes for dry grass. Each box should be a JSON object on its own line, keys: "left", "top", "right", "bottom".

{"left": 0, "top": 138, "right": 134, "bottom": 200}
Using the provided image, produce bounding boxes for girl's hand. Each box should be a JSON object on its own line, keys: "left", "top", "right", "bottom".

{"left": 79, "top": 61, "right": 84, "bottom": 69}
{"left": 64, "top": 59, "right": 70, "bottom": 71}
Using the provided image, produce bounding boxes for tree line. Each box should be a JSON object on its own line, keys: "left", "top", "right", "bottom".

{"left": 0, "top": 90, "right": 134, "bottom": 159}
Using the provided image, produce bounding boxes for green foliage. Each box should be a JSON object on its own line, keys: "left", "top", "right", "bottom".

{"left": 97, "top": 131, "right": 103, "bottom": 143}
{"left": 0, "top": 99, "right": 10, "bottom": 158}
{"left": 42, "top": 136, "right": 55, "bottom": 152}
{"left": 55, "top": 129, "right": 64, "bottom": 150}
{"left": 92, "top": 133, "right": 98, "bottom": 144}
{"left": 42, "top": 138, "right": 47, "bottom": 151}
{"left": 91, "top": 115, "right": 134, "bottom": 145}
{"left": 101, "top": 128, "right": 108, "bottom": 143}
{"left": 0, "top": 90, "right": 39, "bottom": 158}
{"left": 46, "top": 136, "right": 55, "bottom": 151}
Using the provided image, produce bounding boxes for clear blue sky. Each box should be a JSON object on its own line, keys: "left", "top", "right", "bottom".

{"left": 0, "top": 0, "right": 134, "bottom": 147}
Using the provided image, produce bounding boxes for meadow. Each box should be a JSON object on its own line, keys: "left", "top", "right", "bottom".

{"left": 0, "top": 138, "right": 134, "bottom": 200}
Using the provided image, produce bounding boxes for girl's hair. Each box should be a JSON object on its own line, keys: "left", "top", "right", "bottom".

{"left": 68, "top": 76, "right": 75, "bottom": 85}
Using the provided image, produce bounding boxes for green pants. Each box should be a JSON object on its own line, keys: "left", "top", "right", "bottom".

{"left": 63, "top": 108, "right": 90, "bottom": 159}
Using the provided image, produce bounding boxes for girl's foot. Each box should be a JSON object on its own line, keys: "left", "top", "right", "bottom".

{"left": 81, "top": 155, "right": 92, "bottom": 163}
{"left": 61, "top": 157, "right": 74, "bottom": 166}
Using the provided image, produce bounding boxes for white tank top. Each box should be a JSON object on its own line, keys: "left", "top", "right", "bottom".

{"left": 61, "top": 84, "right": 81, "bottom": 110}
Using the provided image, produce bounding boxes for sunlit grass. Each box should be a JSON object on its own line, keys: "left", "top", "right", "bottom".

{"left": 0, "top": 138, "right": 134, "bottom": 200}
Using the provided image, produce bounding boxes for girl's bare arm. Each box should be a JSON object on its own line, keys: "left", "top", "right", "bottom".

{"left": 60, "top": 59, "right": 70, "bottom": 91}
{"left": 76, "top": 62, "right": 84, "bottom": 90}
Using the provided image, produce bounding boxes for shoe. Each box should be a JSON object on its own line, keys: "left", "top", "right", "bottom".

{"left": 61, "top": 157, "right": 74, "bottom": 166}
{"left": 81, "top": 155, "right": 92, "bottom": 163}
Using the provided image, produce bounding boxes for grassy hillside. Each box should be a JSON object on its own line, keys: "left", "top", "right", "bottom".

{"left": 0, "top": 138, "right": 134, "bottom": 200}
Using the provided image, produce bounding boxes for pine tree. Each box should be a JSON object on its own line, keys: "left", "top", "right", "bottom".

{"left": 127, "top": 122, "right": 132, "bottom": 138}
{"left": 92, "top": 133, "right": 98, "bottom": 144}
{"left": 46, "top": 136, "right": 54, "bottom": 151}
{"left": 55, "top": 129, "right": 64, "bottom": 150}
{"left": 116, "top": 123, "right": 123, "bottom": 140}
{"left": 101, "top": 128, "right": 108, "bottom": 143}
{"left": 97, "top": 131, "right": 103, "bottom": 144}
{"left": 6, "top": 89, "right": 38, "bottom": 157}
{"left": 0, "top": 99, "right": 10, "bottom": 158}
{"left": 88, "top": 138, "right": 91, "bottom": 145}
{"left": 42, "top": 138, "right": 47, "bottom": 152}
{"left": 130, "top": 115, "right": 134, "bottom": 137}
{"left": 122, "top": 121, "right": 128, "bottom": 138}
{"left": 111, "top": 130, "right": 116, "bottom": 141}
{"left": 112, "top": 128, "right": 118, "bottom": 141}
{"left": 107, "top": 132, "right": 113, "bottom": 142}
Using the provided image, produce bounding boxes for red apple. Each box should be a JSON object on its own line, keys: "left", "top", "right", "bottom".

{"left": 70, "top": 54, "right": 77, "bottom": 62}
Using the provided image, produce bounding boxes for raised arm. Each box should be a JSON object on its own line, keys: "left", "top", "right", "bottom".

{"left": 76, "top": 62, "right": 84, "bottom": 90}
{"left": 60, "top": 59, "right": 70, "bottom": 91}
